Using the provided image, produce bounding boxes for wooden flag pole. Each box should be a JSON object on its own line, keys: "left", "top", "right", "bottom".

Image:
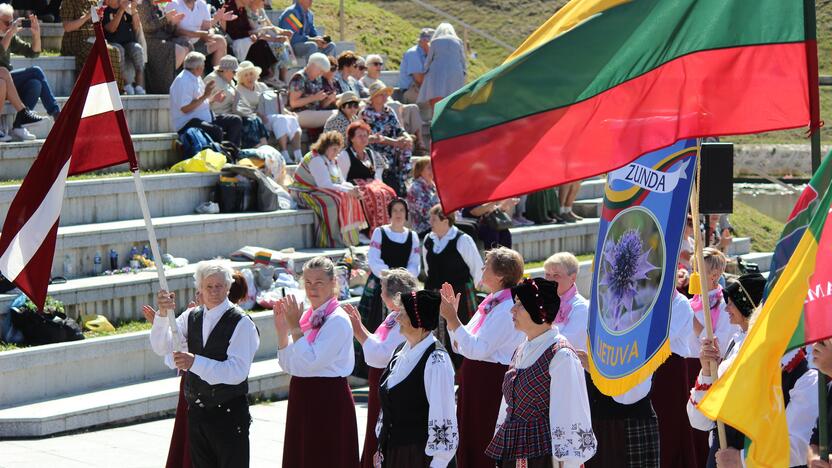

{"left": 690, "top": 144, "right": 728, "bottom": 449}
{"left": 132, "top": 170, "right": 183, "bottom": 352}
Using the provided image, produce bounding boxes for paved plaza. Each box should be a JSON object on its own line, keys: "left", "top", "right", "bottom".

{"left": 0, "top": 396, "right": 370, "bottom": 468}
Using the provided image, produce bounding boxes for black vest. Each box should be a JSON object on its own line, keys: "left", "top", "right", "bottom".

{"left": 185, "top": 306, "right": 251, "bottom": 407}
{"left": 585, "top": 371, "right": 656, "bottom": 420}
{"left": 345, "top": 147, "right": 376, "bottom": 182}
{"left": 705, "top": 351, "right": 810, "bottom": 468}
{"left": 424, "top": 232, "right": 471, "bottom": 290}
{"left": 378, "top": 341, "right": 447, "bottom": 455}
{"left": 811, "top": 382, "right": 832, "bottom": 449}
{"left": 380, "top": 229, "right": 413, "bottom": 270}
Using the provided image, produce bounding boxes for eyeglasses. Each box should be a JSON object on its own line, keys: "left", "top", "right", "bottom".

{"left": 330, "top": 66, "right": 337, "bottom": 72}
{"left": 358, "top": 66, "right": 367, "bottom": 71}
{"left": 371, "top": 62, "right": 384, "bottom": 67}
{"left": 343, "top": 102, "right": 359, "bottom": 108}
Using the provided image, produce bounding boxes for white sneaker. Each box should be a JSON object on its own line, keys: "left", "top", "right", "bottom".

{"left": 11, "top": 127, "right": 36, "bottom": 141}
{"left": 133, "top": 85, "right": 146, "bottom": 95}
{"left": 123, "top": 84, "right": 135, "bottom": 95}
{"left": 0, "top": 129, "right": 12, "bottom": 142}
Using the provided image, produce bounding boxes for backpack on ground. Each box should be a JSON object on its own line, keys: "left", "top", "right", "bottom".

{"left": 179, "top": 127, "right": 222, "bottom": 158}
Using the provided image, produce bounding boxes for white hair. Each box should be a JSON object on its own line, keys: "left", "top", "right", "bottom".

{"left": 183, "top": 52, "right": 206, "bottom": 71}
{"left": 544, "top": 252, "right": 580, "bottom": 277}
{"left": 194, "top": 260, "right": 234, "bottom": 289}
{"left": 365, "top": 54, "right": 383, "bottom": 65}
{"left": 0, "top": 4, "right": 14, "bottom": 17}
{"left": 307, "top": 53, "right": 331, "bottom": 73}
{"left": 432, "top": 23, "right": 458, "bottom": 41}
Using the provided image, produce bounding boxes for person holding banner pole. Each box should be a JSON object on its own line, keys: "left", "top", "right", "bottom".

{"left": 686, "top": 273, "right": 816, "bottom": 468}
{"left": 439, "top": 247, "right": 526, "bottom": 468}
{"left": 687, "top": 248, "right": 738, "bottom": 361}
{"left": 484, "top": 277, "right": 596, "bottom": 467}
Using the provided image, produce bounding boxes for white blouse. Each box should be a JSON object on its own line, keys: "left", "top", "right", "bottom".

{"left": 422, "top": 226, "right": 484, "bottom": 286}
{"left": 377, "top": 334, "right": 458, "bottom": 467}
{"left": 308, "top": 155, "right": 355, "bottom": 193}
{"left": 149, "top": 298, "right": 260, "bottom": 386}
{"left": 362, "top": 314, "right": 405, "bottom": 369}
{"left": 557, "top": 291, "right": 589, "bottom": 352}
{"left": 337, "top": 148, "right": 385, "bottom": 181}
{"left": 494, "top": 329, "right": 597, "bottom": 467}
{"left": 448, "top": 293, "right": 524, "bottom": 365}
{"left": 686, "top": 334, "right": 818, "bottom": 466}
{"left": 687, "top": 291, "right": 740, "bottom": 358}
{"left": 367, "top": 226, "right": 422, "bottom": 278}
{"left": 669, "top": 292, "right": 695, "bottom": 358}
{"left": 277, "top": 305, "right": 356, "bottom": 378}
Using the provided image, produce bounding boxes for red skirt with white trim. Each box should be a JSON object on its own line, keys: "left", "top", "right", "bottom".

{"left": 457, "top": 358, "right": 508, "bottom": 468}
{"left": 361, "top": 366, "right": 384, "bottom": 468}
{"left": 165, "top": 375, "right": 191, "bottom": 468}
{"left": 283, "top": 376, "right": 360, "bottom": 468}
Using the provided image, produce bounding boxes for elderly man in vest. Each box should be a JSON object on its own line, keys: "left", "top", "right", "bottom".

{"left": 150, "top": 260, "right": 259, "bottom": 467}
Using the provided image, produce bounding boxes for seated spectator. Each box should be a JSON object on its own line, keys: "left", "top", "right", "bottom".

{"left": 246, "top": 0, "right": 293, "bottom": 84}
{"left": 223, "top": 0, "right": 278, "bottom": 74}
{"left": 524, "top": 188, "right": 564, "bottom": 224}
{"left": 167, "top": 0, "right": 232, "bottom": 69}
{"left": 406, "top": 156, "right": 439, "bottom": 237}
{"left": 0, "top": 6, "right": 52, "bottom": 141}
{"left": 288, "top": 131, "right": 368, "bottom": 247}
{"left": 136, "top": 0, "right": 190, "bottom": 94}
{"left": 287, "top": 52, "right": 335, "bottom": 128}
{"left": 558, "top": 181, "right": 584, "bottom": 222}
{"left": 462, "top": 199, "right": 519, "bottom": 250}
{"left": 204, "top": 54, "right": 238, "bottom": 116}
{"left": 417, "top": 23, "right": 466, "bottom": 109}
{"left": 338, "top": 120, "right": 396, "bottom": 232}
{"left": 333, "top": 50, "right": 359, "bottom": 94}
{"left": 396, "top": 27, "right": 431, "bottom": 104}
{"left": 170, "top": 51, "right": 242, "bottom": 148}
{"left": 320, "top": 55, "right": 338, "bottom": 108}
{"left": 103, "top": 0, "right": 145, "bottom": 95}
{"left": 362, "top": 54, "right": 424, "bottom": 152}
{"left": 351, "top": 55, "right": 369, "bottom": 98}
{"left": 278, "top": 0, "right": 334, "bottom": 60}
{"left": 360, "top": 81, "right": 413, "bottom": 197}
{"left": 323, "top": 90, "right": 359, "bottom": 140}
{"left": 232, "top": 60, "right": 270, "bottom": 148}
{"left": 61, "top": 0, "right": 123, "bottom": 86}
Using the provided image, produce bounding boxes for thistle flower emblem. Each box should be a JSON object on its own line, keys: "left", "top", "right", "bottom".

{"left": 310, "top": 308, "right": 327, "bottom": 329}
{"left": 600, "top": 229, "right": 657, "bottom": 330}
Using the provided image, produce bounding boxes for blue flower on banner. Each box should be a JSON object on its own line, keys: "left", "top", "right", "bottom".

{"left": 600, "top": 229, "right": 657, "bottom": 330}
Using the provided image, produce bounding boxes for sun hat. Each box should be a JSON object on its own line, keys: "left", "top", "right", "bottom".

{"left": 215, "top": 55, "right": 239, "bottom": 72}
{"left": 336, "top": 91, "right": 361, "bottom": 108}
{"left": 235, "top": 61, "right": 262, "bottom": 81}
{"left": 367, "top": 81, "right": 393, "bottom": 100}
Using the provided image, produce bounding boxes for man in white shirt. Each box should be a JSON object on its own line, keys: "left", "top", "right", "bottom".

{"left": 166, "top": 0, "right": 233, "bottom": 68}
{"left": 170, "top": 52, "right": 242, "bottom": 148}
{"left": 150, "top": 260, "right": 259, "bottom": 467}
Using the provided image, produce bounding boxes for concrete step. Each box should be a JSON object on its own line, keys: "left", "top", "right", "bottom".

{"left": 510, "top": 218, "right": 599, "bottom": 263}
{"left": 10, "top": 56, "right": 76, "bottom": 97}
{"left": 0, "top": 173, "right": 217, "bottom": 227}
{"left": 0, "top": 132, "right": 180, "bottom": 181}
{"left": 572, "top": 197, "right": 602, "bottom": 219}
{"left": 17, "top": 22, "right": 65, "bottom": 51}
{"left": 50, "top": 209, "right": 315, "bottom": 280}
{"left": 1, "top": 95, "right": 172, "bottom": 139}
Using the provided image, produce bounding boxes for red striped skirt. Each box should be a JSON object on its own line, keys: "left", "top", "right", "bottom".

{"left": 283, "top": 376, "right": 360, "bottom": 468}
{"left": 457, "top": 358, "right": 508, "bottom": 468}
{"left": 650, "top": 353, "right": 698, "bottom": 468}
{"left": 361, "top": 366, "right": 384, "bottom": 468}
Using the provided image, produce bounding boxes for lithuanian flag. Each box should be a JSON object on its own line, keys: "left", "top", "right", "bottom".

{"left": 697, "top": 170, "right": 832, "bottom": 467}
{"left": 430, "top": 0, "right": 817, "bottom": 212}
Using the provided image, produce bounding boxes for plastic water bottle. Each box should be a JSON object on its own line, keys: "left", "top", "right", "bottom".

{"left": 93, "top": 252, "right": 102, "bottom": 275}
{"left": 63, "top": 254, "right": 73, "bottom": 278}
{"left": 109, "top": 249, "right": 119, "bottom": 270}
{"left": 142, "top": 244, "right": 152, "bottom": 260}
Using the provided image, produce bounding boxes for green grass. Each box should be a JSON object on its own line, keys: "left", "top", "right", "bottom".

{"left": 82, "top": 319, "right": 153, "bottom": 339}
{"left": 732, "top": 200, "right": 786, "bottom": 253}
{"left": 0, "top": 169, "right": 171, "bottom": 186}
{"left": 524, "top": 253, "right": 594, "bottom": 271}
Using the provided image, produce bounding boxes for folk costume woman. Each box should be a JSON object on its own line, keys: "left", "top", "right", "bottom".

{"left": 357, "top": 198, "right": 421, "bottom": 372}
{"left": 375, "top": 290, "right": 458, "bottom": 467}
{"left": 486, "top": 278, "right": 597, "bottom": 468}
{"left": 345, "top": 269, "right": 419, "bottom": 468}
{"left": 687, "top": 248, "right": 738, "bottom": 359}
{"left": 543, "top": 252, "right": 590, "bottom": 351}
{"left": 438, "top": 247, "right": 526, "bottom": 468}
{"left": 422, "top": 204, "right": 484, "bottom": 369}
{"left": 274, "top": 256, "right": 360, "bottom": 468}
{"left": 687, "top": 273, "right": 817, "bottom": 468}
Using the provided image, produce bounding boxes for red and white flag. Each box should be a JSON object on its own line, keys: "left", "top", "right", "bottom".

{"left": 0, "top": 20, "right": 138, "bottom": 309}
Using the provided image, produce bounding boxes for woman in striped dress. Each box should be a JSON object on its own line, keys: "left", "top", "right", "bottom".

{"left": 288, "top": 131, "right": 368, "bottom": 247}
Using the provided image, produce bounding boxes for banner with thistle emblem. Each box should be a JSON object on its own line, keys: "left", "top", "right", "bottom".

{"left": 586, "top": 139, "right": 698, "bottom": 396}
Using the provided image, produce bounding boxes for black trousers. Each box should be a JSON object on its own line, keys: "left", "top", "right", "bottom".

{"left": 180, "top": 115, "right": 243, "bottom": 149}
{"left": 187, "top": 395, "right": 251, "bottom": 468}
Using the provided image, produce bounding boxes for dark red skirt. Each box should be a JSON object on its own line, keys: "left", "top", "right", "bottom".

{"left": 284, "top": 376, "right": 360, "bottom": 468}
{"left": 686, "top": 357, "right": 710, "bottom": 468}
{"left": 166, "top": 375, "right": 191, "bottom": 468}
{"left": 457, "top": 358, "right": 508, "bottom": 468}
{"left": 361, "top": 366, "right": 384, "bottom": 468}
{"left": 650, "top": 353, "right": 698, "bottom": 468}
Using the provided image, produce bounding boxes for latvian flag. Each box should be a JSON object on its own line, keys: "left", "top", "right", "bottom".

{"left": 0, "top": 19, "right": 138, "bottom": 309}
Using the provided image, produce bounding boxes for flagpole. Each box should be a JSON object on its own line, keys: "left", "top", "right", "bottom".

{"left": 690, "top": 142, "right": 728, "bottom": 449}
{"left": 131, "top": 170, "right": 183, "bottom": 352}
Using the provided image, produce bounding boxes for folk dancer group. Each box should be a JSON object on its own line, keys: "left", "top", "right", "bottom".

{"left": 145, "top": 241, "right": 827, "bottom": 467}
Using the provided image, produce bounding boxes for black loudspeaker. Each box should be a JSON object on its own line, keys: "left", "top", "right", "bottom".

{"left": 698, "top": 142, "right": 734, "bottom": 214}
